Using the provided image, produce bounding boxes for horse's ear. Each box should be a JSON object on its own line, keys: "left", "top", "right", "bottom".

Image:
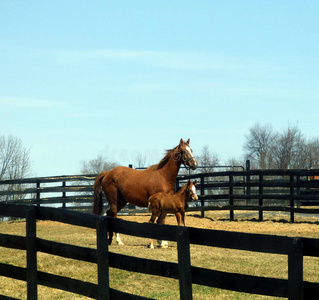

{"left": 186, "top": 138, "right": 190, "bottom": 145}
{"left": 178, "top": 138, "right": 183, "bottom": 149}
{"left": 187, "top": 179, "right": 191, "bottom": 185}
{"left": 193, "top": 180, "right": 197, "bottom": 185}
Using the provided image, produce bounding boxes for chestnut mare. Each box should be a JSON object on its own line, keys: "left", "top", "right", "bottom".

{"left": 148, "top": 180, "right": 198, "bottom": 249}
{"left": 93, "top": 138, "right": 198, "bottom": 245}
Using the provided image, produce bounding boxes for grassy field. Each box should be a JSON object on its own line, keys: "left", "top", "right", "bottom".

{"left": 1, "top": 211, "right": 319, "bottom": 299}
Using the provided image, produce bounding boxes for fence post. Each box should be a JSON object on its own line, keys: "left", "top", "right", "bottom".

{"left": 96, "top": 216, "right": 110, "bottom": 300}
{"left": 200, "top": 176, "right": 205, "bottom": 218}
{"left": 246, "top": 160, "right": 251, "bottom": 206}
{"left": 297, "top": 175, "right": 301, "bottom": 208}
{"left": 26, "top": 206, "right": 38, "bottom": 300}
{"left": 290, "top": 175, "right": 295, "bottom": 224}
{"left": 259, "top": 175, "right": 263, "bottom": 222}
{"left": 288, "top": 237, "right": 303, "bottom": 300}
{"left": 175, "top": 178, "right": 180, "bottom": 193}
{"left": 36, "top": 181, "right": 40, "bottom": 207}
{"left": 62, "top": 181, "right": 66, "bottom": 209}
{"left": 177, "top": 226, "right": 192, "bottom": 300}
{"left": 229, "top": 175, "right": 234, "bottom": 221}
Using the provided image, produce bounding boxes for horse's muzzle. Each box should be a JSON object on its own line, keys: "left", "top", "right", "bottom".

{"left": 189, "top": 158, "right": 198, "bottom": 170}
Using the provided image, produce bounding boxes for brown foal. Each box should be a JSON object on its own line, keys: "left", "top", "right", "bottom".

{"left": 148, "top": 180, "right": 198, "bottom": 248}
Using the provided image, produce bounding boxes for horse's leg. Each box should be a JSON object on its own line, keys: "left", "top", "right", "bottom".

{"left": 106, "top": 205, "right": 117, "bottom": 245}
{"left": 148, "top": 210, "right": 157, "bottom": 249}
{"left": 181, "top": 211, "right": 185, "bottom": 226}
{"left": 114, "top": 194, "right": 127, "bottom": 246}
{"left": 104, "top": 184, "right": 120, "bottom": 245}
{"left": 148, "top": 197, "right": 160, "bottom": 249}
{"left": 175, "top": 212, "right": 183, "bottom": 226}
{"left": 157, "top": 212, "right": 168, "bottom": 248}
{"left": 160, "top": 214, "right": 169, "bottom": 248}
{"left": 149, "top": 212, "right": 158, "bottom": 223}
{"left": 115, "top": 233, "right": 124, "bottom": 245}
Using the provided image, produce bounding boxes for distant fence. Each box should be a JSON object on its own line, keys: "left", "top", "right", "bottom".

{"left": 178, "top": 168, "right": 319, "bottom": 223}
{"left": 1, "top": 167, "right": 319, "bottom": 222}
{"left": 0, "top": 174, "right": 96, "bottom": 210}
{"left": 1, "top": 203, "right": 319, "bottom": 299}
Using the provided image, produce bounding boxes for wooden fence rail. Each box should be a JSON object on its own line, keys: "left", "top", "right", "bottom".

{"left": 1, "top": 203, "right": 319, "bottom": 299}
{"left": 1, "top": 168, "right": 319, "bottom": 222}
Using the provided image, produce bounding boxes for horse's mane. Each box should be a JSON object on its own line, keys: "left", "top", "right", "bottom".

{"left": 146, "top": 146, "right": 178, "bottom": 171}
{"left": 176, "top": 183, "right": 188, "bottom": 194}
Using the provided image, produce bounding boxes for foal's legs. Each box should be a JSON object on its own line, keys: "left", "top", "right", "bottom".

{"left": 175, "top": 212, "right": 184, "bottom": 226}
{"left": 175, "top": 210, "right": 186, "bottom": 226}
{"left": 148, "top": 208, "right": 161, "bottom": 249}
{"left": 181, "top": 211, "right": 185, "bottom": 226}
{"left": 157, "top": 212, "right": 169, "bottom": 248}
{"left": 149, "top": 211, "right": 158, "bottom": 224}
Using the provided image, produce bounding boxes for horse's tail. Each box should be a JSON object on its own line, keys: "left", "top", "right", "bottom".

{"left": 93, "top": 171, "right": 108, "bottom": 215}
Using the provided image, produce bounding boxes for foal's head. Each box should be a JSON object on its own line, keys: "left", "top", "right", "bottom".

{"left": 186, "top": 180, "right": 198, "bottom": 201}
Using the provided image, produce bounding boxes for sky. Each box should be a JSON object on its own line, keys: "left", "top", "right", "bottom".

{"left": 1, "top": 1, "right": 319, "bottom": 177}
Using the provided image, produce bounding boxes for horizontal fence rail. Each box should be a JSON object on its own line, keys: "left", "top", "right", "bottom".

{"left": 1, "top": 167, "right": 319, "bottom": 222}
{"left": 1, "top": 204, "right": 319, "bottom": 299}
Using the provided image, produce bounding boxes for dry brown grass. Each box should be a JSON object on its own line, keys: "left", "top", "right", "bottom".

{"left": 1, "top": 211, "right": 319, "bottom": 299}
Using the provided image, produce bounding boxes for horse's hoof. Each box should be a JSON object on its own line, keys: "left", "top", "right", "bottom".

{"left": 158, "top": 240, "right": 169, "bottom": 248}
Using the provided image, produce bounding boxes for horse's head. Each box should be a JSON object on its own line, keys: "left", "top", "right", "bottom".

{"left": 177, "top": 138, "right": 198, "bottom": 170}
{"left": 186, "top": 180, "right": 198, "bottom": 201}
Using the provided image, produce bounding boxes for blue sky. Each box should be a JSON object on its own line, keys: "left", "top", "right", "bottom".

{"left": 1, "top": 1, "right": 318, "bottom": 176}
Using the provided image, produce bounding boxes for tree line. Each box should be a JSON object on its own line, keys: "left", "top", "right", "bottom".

{"left": 0, "top": 135, "right": 31, "bottom": 201}
{"left": 243, "top": 123, "right": 319, "bottom": 170}
{"left": 81, "top": 123, "right": 319, "bottom": 174}
{"left": 1, "top": 123, "right": 319, "bottom": 184}
{"left": 0, "top": 135, "right": 31, "bottom": 181}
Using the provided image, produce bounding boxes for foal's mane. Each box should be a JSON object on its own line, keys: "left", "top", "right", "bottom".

{"left": 176, "top": 182, "right": 189, "bottom": 194}
{"left": 146, "top": 145, "right": 178, "bottom": 171}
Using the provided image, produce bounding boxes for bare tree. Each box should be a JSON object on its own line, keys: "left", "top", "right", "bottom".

{"left": 78, "top": 154, "right": 118, "bottom": 198}
{"left": 225, "top": 157, "right": 246, "bottom": 171}
{"left": 198, "top": 145, "right": 220, "bottom": 173}
{"left": 289, "top": 136, "right": 319, "bottom": 169}
{"left": 305, "top": 138, "right": 319, "bottom": 169}
{"left": 0, "top": 135, "right": 31, "bottom": 201}
{"left": 0, "top": 135, "right": 31, "bottom": 180}
{"left": 80, "top": 154, "right": 118, "bottom": 175}
{"left": 244, "top": 123, "right": 319, "bottom": 170}
{"left": 243, "top": 123, "right": 276, "bottom": 169}
{"left": 271, "top": 125, "right": 304, "bottom": 169}
{"left": 134, "top": 152, "right": 148, "bottom": 169}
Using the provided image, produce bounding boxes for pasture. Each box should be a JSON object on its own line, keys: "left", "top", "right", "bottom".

{"left": 1, "top": 210, "right": 319, "bottom": 299}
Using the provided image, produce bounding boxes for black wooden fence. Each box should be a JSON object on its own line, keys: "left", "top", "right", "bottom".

{"left": 1, "top": 203, "right": 319, "bottom": 299}
{"left": 1, "top": 168, "right": 319, "bottom": 223}
{"left": 0, "top": 174, "right": 95, "bottom": 209}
